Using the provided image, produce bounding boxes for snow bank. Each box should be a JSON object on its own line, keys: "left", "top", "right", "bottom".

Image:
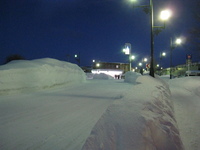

{"left": 124, "top": 71, "right": 141, "bottom": 84}
{"left": 169, "top": 77, "right": 200, "bottom": 150}
{"left": 169, "top": 76, "right": 200, "bottom": 97}
{"left": 0, "top": 58, "right": 86, "bottom": 94}
{"left": 82, "top": 75, "right": 184, "bottom": 150}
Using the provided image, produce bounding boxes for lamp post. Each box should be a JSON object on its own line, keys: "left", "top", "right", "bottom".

{"left": 132, "top": 0, "right": 171, "bottom": 77}
{"left": 149, "top": 5, "right": 171, "bottom": 77}
{"left": 149, "top": 0, "right": 155, "bottom": 77}
{"left": 170, "top": 38, "right": 182, "bottom": 79}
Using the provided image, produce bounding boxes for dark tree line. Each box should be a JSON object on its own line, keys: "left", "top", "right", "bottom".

{"left": 5, "top": 54, "right": 25, "bottom": 64}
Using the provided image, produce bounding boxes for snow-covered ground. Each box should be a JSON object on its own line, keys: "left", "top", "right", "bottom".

{"left": 0, "top": 58, "right": 199, "bottom": 150}
{"left": 169, "top": 77, "right": 200, "bottom": 150}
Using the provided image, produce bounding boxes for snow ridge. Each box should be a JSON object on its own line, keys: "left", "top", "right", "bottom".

{"left": 82, "top": 75, "right": 184, "bottom": 150}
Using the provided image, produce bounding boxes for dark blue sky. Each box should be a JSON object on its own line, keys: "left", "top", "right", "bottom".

{"left": 0, "top": 0, "right": 196, "bottom": 68}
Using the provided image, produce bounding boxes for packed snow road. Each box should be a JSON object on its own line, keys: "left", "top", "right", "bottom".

{"left": 0, "top": 79, "right": 132, "bottom": 150}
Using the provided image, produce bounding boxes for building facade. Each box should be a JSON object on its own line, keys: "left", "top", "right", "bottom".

{"left": 91, "top": 62, "right": 130, "bottom": 78}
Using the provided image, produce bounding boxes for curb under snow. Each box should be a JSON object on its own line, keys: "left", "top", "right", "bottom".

{"left": 82, "top": 75, "right": 184, "bottom": 150}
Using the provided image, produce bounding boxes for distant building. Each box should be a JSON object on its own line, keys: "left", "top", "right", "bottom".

{"left": 91, "top": 62, "right": 129, "bottom": 78}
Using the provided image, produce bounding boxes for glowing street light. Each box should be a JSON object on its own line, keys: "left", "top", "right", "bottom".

{"left": 160, "top": 10, "right": 171, "bottom": 21}
{"left": 175, "top": 38, "right": 182, "bottom": 45}
{"left": 131, "top": 55, "right": 135, "bottom": 60}
{"left": 143, "top": 58, "right": 148, "bottom": 62}
{"left": 170, "top": 37, "right": 182, "bottom": 79}
{"left": 162, "top": 52, "right": 166, "bottom": 56}
{"left": 96, "top": 63, "right": 100, "bottom": 67}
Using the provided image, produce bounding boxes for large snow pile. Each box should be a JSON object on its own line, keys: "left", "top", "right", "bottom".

{"left": 82, "top": 75, "right": 184, "bottom": 150}
{"left": 0, "top": 58, "right": 86, "bottom": 94}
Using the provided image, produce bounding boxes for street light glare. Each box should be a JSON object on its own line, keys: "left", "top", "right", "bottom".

{"left": 176, "top": 38, "right": 182, "bottom": 45}
{"left": 128, "top": 0, "right": 137, "bottom": 2}
{"left": 143, "top": 58, "right": 148, "bottom": 62}
{"left": 162, "top": 52, "right": 166, "bottom": 56}
{"left": 131, "top": 55, "right": 135, "bottom": 60}
{"left": 96, "top": 63, "right": 100, "bottom": 67}
{"left": 160, "top": 10, "right": 171, "bottom": 20}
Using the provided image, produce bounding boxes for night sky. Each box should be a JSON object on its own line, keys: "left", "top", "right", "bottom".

{"left": 0, "top": 0, "right": 196, "bottom": 68}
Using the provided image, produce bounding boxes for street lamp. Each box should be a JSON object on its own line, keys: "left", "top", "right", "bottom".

{"left": 143, "top": 57, "right": 148, "bottom": 70}
{"left": 160, "top": 10, "right": 171, "bottom": 21}
{"left": 162, "top": 52, "right": 166, "bottom": 57}
{"left": 143, "top": 58, "right": 148, "bottom": 62}
{"left": 131, "top": 55, "right": 135, "bottom": 60}
{"left": 74, "top": 53, "right": 81, "bottom": 66}
{"left": 170, "top": 38, "right": 182, "bottom": 79}
{"left": 159, "top": 51, "right": 166, "bottom": 66}
{"left": 133, "top": 0, "right": 171, "bottom": 77}
{"left": 96, "top": 63, "right": 100, "bottom": 67}
{"left": 175, "top": 38, "right": 182, "bottom": 45}
{"left": 138, "top": 62, "right": 144, "bottom": 74}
